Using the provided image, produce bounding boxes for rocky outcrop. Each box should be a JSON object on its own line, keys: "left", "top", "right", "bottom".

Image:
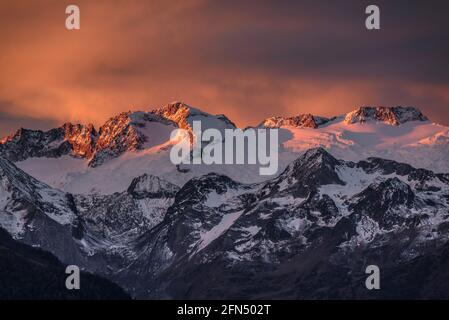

{"left": 260, "top": 114, "right": 331, "bottom": 128}
{"left": 344, "top": 106, "right": 428, "bottom": 125}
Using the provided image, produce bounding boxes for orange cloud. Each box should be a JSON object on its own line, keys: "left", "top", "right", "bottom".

{"left": 1, "top": 0, "right": 449, "bottom": 137}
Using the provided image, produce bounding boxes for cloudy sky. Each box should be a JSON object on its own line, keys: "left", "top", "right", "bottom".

{"left": 1, "top": 0, "right": 449, "bottom": 137}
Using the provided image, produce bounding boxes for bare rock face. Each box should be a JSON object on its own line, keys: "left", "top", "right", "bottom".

{"left": 127, "top": 173, "right": 179, "bottom": 199}
{"left": 0, "top": 123, "right": 97, "bottom": 162}
{"left": 261, "top": 114, "right": 330, "bottom": 128}
{"left": 62, "top": 123, "right": 97, "bottom": 159}
{"left": 88, "top": 112, "right": 144, "bottom": 167}
{"left": 86, "top": 111, "right": 178, "bottom": 167}
{"left": 344, "top": 106, "right": 428, "bottom": 125}
{"left": 0, "top": 110, "right": 176, "bottom": 167}
{"left": 151, "top": 102, "right": 193, "bottom": 131}
{"left": 259, "top": 147, "right": 345, "bottom": 199}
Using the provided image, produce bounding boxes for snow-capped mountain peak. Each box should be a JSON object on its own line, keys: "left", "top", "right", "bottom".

{"left": 260, "top": 114, "right": 331, "bottom": 128}
{"left": 0, "top": 123, "right": 97, "bottom": 162}
{"left": 0, "top": 156, "right": 76, "bottom": 237}
{"left": 344, "top": 106, "right": 428, "bottom": 125}
{"left": 127, "top": 173, "right": 179, "bottom": 199}
{"left": 3, "top": 103, "right": 449, "bottom": 196}
{"left": 150, "top": 101, "right": 237, "bottom": 132}
{"left": 89, "top": 110, "right": 177, "bottom": 167}
{"left": 261, "top": 147, "right": 345, "bottom": 198}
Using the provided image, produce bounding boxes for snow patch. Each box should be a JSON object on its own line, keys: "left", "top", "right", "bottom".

{"left": 195, "top": 210, "right": 244, "bottom": 253}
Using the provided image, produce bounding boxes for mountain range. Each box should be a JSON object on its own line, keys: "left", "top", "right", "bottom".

{"left": 1, "top": 103, "right": 449, "bottom": 299}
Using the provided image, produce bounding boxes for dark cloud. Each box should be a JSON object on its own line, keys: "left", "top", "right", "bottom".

{"left": 0, "top": 101, "right": 60, "bottom": 138}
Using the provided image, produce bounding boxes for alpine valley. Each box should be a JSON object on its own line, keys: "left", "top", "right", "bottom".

{"left": 2, "top": 102, "right": 449, "bottom": 299}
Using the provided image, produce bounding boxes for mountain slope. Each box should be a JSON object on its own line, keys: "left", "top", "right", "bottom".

{"left": 0, "top": 227, "right": 129, "bottom": 300}
{"left": 89, "top": 111, "right": 178, "bottom": 167}
{"left": 111, "top": 148, "right": 449, "bottom": 298}
{"left": 3, "top": 105, "right": 449, "bottom": 196}
{"left": 0, "top": 155, "right": 179, "bottom": 282}
{"left": 1, "top": 102, "right": 245, "bottom": 194}
{"left": 4, "top": 102, "right": 449, "bottom": 299}
{"left": 0, "top": 155, "right": 78, "bottom": 243}
{"left": 260, "top": 114, "right": 331, "bottom": 129}
{"left": 343, "top": 106, "right": 428, "bottom": 125}
{"left": 2, "top": 147, "right": 449, "bottom": 298}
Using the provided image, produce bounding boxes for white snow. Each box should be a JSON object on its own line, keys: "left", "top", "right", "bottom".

{"left": 204, "top": 188, "right": 247, "bottom": 208}
{"left": 0, "top": 209, "right": 28, "bottom": 238}
{"left": 0, "top": 159, "right": 75, "bottom": 236}
{"left": 138, "top": 121, "right": 176, "bottom": 149}
{"left": 17, "top": 156, "right": 87, "bottom": 191}
{"left": 137, "top": 198, "right": 174, "bottom": 226}
{"left": 11, "top": 110, "right": 449, "bottom": 195}
{"left": 269, "top": 195, "right": 304, "bottom": 207}
{"left": 279, "top": 119, "right": 449, "bottom": 172}
{"left": 36, "top": 187, "right": 75, "bottom": 225}
{"left": 238, "top": 225, "right": 261, "bottom": 237}
{"left": 195, "top": 210, "right": 244, "bottom": 252}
